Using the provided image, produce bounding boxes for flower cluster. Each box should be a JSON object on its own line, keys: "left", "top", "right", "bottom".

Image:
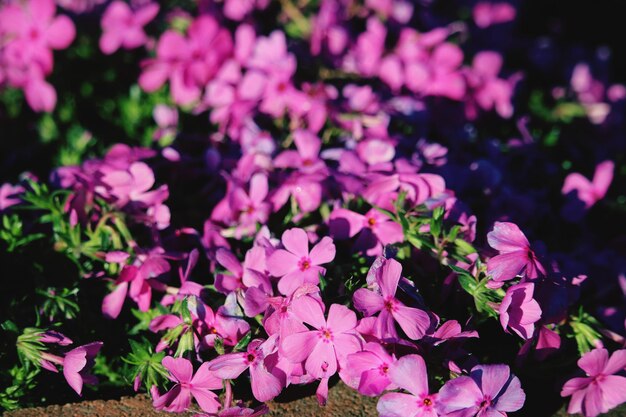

{"left": 1, "top": 0, "right": 626, "bottom": 416}
{"left": 0, "top": 0, "right": 75, "bottom": 111}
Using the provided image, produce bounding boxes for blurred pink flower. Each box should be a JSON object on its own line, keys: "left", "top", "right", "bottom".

{"left": 139, "top": 16, "right": 232, "bottom": 105}
{"left": 562, "top": 160, "right": 614, "bottom": 209}
{"left": 99, "top": 1, "right": 159, "bottom": 54}
{"left": 473, "top": 2, "right": 516, "bottom": 28}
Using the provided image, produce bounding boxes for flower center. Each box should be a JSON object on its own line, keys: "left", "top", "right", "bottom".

{"left": 479, "top": 397, "right": 492, "bottom": 409}
{"left": 246, "top": 353, "right": 256, "bottom": 363}
{"left": 299, "top": 257, "right": 312, "bottom": 271}
{"left": 423, "top": 397, "right": 432, "bottom": 406}
{"left": 379, "top": 364, "right": 389, "bottom": 375}
{"left": 319, "top": 327, "right": 333, "bottom": 342}
{"left": 367, "top": 217, "right": 376, "bottom": 227}
{"left": 245, "top": 205, "right": 255, "bottom": 214}
{"left": 384, "top": 297, "right": 395, "bottom": 312}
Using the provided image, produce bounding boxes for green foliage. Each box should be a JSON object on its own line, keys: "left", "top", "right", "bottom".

{"left": 123, "top": 339, "right": 169, "bottom": 392}
{"left": 570, "top": 308, "right": 604, "bottom": 355}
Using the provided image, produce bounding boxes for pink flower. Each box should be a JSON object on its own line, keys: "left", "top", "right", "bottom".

{"left": 62, "top": 342, "right": 103, "bottom": 396}
{"left": 562, "top": 161, "right": 614, "bottom": 209}
{"left": 0, "top": 183, "right": 24, "bottom": 211}
{"left": 342, "top": 342, "right": 396, "bottom": 396}
{"left": 473, "top": 2, "right": 516, "bottom": 28}
{"left": 271, "top": 172, "right": 326, "bottom": 214}
{"left": 98, "top": 161, "right": 167, "bottom": 207}
{"left": 139, "top": 16, "right": 232, "bottom": 105}
{"left": 466, "top": 51, "right": 519, "bottom": 119}
{"left": 261, "top": 286, "right": 321, "bottom": 340}
{"left": 267, "top": 228, "right": 336, "bottom": 295}
{"left": 282, "top": 303, "right": 362, "bottom": 380}
{"left": 101, "top": 252, "right": 170, "bottom": 318}
{"left": 274, "top": 129, "right": 326, "bottom": 173}
{"left": 377, "top": 355, "right": 438, "bottom": 417}
{"left": 0, "top": 0, "right": 75, "bottom": 111}
{"left": 223, "top": 0, "right": 269, "bottom": 21}
{"left": 561, "top": 348, "right": 626, "bottom": 417}
{"left": 499, "top": 283, "right": 542, "bottom": 339}
{"left": 229, "top": 174, "right": 271, "bottom": 238}
{"left": 153, "top": 356, "right": 222, "bottom": 413}
{"left": 486, "top": 222, "right": 545, "bottom": 285}
{"left": 99, "top": 1, "right": 159, "bottom": 54}
{"left": 328, "top": 208, "right": 404, "bottom": 256}
{"left": 353, "top": 258, "right": 431, "bottom": 340}
{"left": 437, "top": 364, "right": 525, "bottom": 417}
{"left": 209, "top": 337, "right": 284, "bottom": 402}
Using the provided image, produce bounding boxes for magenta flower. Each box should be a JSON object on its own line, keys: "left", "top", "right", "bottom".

{"left": 377, "top": 355, "right": 438, "bottom": 417}
{"left": 342, "top": 342, "right": 396, "bottom": 396}
{"left": 486, "top": 222, "right": 545, "bottom": 285}
{"left": 282, "top": 303, "right": 362, "bottom": 380}
{"left": 562, "top": 160, "right": 614, "bottom": 209}
{"left": 62, "top": 342, "right": 103, "bottom": 396}
{"left": 99, "top": 1, "right": 159, "bottom": 54}
{"left": 101, "top": 252, "right": 170, "bottom": 318}
{"left": 473, "top": 2, "right": 516, "bottom": 28}
{"left": 437, "top": 364, "right": 525, "bottom": 417}
{"left": 267, "top": 228, "right": 336, "bottom": 295}
{"left": 353, "top": 258, "right": 431, "bottom": 340}
{"left": 561, "top": 348, "right": 626, "bottom": 417}
{"left": 499, "top": 283, "right": 542, "bottom": 340}
{"left": 153, "top": 356, "right": 222, "bottom": 413}
{"left": 209, "top": 337, "right": 284, "bottom": 402}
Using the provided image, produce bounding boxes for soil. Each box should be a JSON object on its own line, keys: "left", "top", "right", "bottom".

{"left": 4, "top": 381, "right": 626, "bottom": 417}
{"left": 3, "top": 381, "right": 377, "bottom": 417}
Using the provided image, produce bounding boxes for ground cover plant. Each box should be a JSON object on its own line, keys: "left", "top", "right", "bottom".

{"left": 1, "top": 0, "right": 626, "bottom": 416}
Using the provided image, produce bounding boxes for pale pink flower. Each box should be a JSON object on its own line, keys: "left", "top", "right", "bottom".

{"left": 377, "top": 355, "right": 438, "bottom": 417}
{"left": 267, "top": 228, "right": 335, "bottom": 295}
{"left": 561, "top": 348, "right": 626, "bottom": 417}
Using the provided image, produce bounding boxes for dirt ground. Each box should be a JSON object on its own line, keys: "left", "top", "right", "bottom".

{"left": 5, "top": 381, "right": 626, "bottom": 417}
{"left": 4, "top": 382, "right": 377, "bottom": 417}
